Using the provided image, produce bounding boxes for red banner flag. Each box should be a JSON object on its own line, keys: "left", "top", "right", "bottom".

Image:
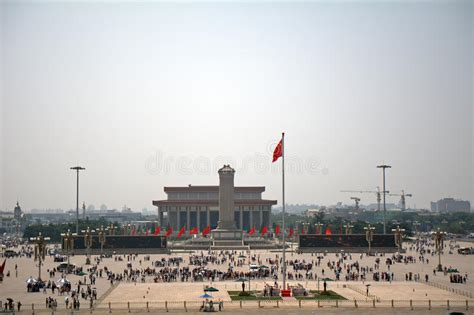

{"left": 202, "top": 226, "right": 211, "bottom": 236}
{"left": 0, "top": 259, "right": 6, "bottom": 275}
{"left": 260, "top": 226, "right": 268, "bottom": 236}
{"left": 189, "top": 227, "right": 198, "bottom": 235}
{"left": 131, "top": 228, "right": 137, "bottom": 236}
{"left": 289, "top": 228, "right": 294, "bottom": 238}
{"left": 165, "top": 227, "right": 173, "bottom": 237}
{"left": 301, "top": 227, "right": 305, "bottom": 235}
{"left": 248, "top": 227, "right": 256, "bottom": 236}
{"left": 325, "top": 227, "right": 332, "bottom": 235}
{"left": 272, "top": 138, "right": 283, "bottom": 162}
{"left": 177, "top": 226, "right": 185, "bottom": 238}
{"left": 275, "top": 225, "right": 281, "bottom": 235}
{"left": 153, "top": 227, "right": 161, "bottom": 236}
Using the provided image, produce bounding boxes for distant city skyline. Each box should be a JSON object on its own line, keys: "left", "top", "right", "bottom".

{"left": 1, "top": 1, "right": 472, "bottom": 211}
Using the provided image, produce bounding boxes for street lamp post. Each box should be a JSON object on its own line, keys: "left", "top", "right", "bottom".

{"left": 343, "top": 224, "right": 354, "bottom": 235}
{"left": 98, "top": 226, "right": 107, "bottom": 255}
{"left": 315, "top": 223, "right": 324, "bottom": 235}
{"left": 82, "top": 227, "right": 94, "bottom": 265}
{"left": 412, "top": 221, "right": 421, "bottom": 242}
{"left": 364, "top": 224, "right": 375, "bottom": 255}
{"left": 392, "top": 225, "right": 405, "bottom": 253}
{"left": 31, "top": 232, "right": 50, "bottom": 281}
{"left": 70, "top": 166, "right": 85, "bottom": 234}
{"left": 432, "top": 228, "right": 446, "bottom": 271}
{"left": 303, "top": 222, "right": 310, "bottom": 235}
{"left": 108, "top": 224, "right": 117, "bottom": 235}
{"left": 61, "top": 229, "right": 76, "bottom": 274}
{"left": 377, "top": 164, "right": 391, "bottom": 234}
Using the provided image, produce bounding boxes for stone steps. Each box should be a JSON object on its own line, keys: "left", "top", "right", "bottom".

{"left": 210, "top": 245, "right": 250, "bottom": 251}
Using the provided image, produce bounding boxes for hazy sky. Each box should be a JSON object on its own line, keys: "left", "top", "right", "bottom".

{"left": 1, "top": 1, "right": 472, "bottom": 212}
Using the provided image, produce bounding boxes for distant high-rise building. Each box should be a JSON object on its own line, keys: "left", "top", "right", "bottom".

{"left": 430, "top": 198, "right": 471, "bottom": 213}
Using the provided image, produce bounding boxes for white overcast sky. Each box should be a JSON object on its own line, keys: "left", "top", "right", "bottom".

{"left": 0, "top": 1, "right": 472, "bottom": 211}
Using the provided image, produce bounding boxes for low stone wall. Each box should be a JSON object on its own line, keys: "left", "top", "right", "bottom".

{"left": 297, "top": 247, "right": 401, "bottom": 253}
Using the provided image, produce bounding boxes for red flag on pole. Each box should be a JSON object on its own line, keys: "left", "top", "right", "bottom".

{"left": 189, "top": 227, "right": 198, "bottom": 235}
{"left": 153, "top": 226, "right": 161, "bottom": 236}
{"left": 260, "top": 226, "right": 268, "bottom": 236}
{"left": 202, "top": 226, "right": 211, "bottom": 236}
{"left": 325, "top": 227, "right": 332, "bottom": 235}
{"left": 289, "top": 227, "right": 294, "bottom": 238}
{"left": 248, "top": 227, "right": 256, "bottom": 236}
{"left": 301, "top": 227, "right": 305, "bottom": 235}
{"left": 275, "top": 225, "right": 281, "bottom": 235}
{"left": 165, "top": 227, "right": 173, "bottom": 237}
{"left": 272, "top": 138, "right": 283, "bottom": 162}
{"left": 131, "top": 228, "right": 136, "bottom": 236}
{"left": 177, "top": 226, "right": 185, "bottom": 238}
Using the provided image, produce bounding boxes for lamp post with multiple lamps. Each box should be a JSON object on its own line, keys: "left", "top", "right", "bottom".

{"left": 364, "top": 224, "right": 375, "bottom": 255}
{"left": 108, "top": 224, "right": 117, "bottom": 236}
{"left": 98, "top": 225, "right": 107, "bottom": 255}
{"left": 432, "top": 228, "right": 446, "bottom": 271}
{"left": 343, "top": 223, "right": 354, "bottom": 235}
{"left": 315, "top": 222, "right": 324, "bottom": 235}
{"left": 302, "top": 222, "right": 310, "bottom": 235}
{"left": 82, "top": 227, "right": 94, "bottom": 265}
{"left": 61, "top": 229, "right": 76, "bottom": 273}
{"left": 376, "top": 164, "right": 391, "bottom": 234}
{"left": 412, "top": 221, "right": 421, "bottom": 243}
{"left": 31, "top": 232, "right": 50, "bottom": 280}
{"left": 70, "top": 166, "right": 85, "bottom": 235}
{"left": 392, "top": 225, "right": 405, "bottom": 253}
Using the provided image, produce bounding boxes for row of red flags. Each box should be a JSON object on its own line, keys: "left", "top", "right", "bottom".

{"left": 130, "top": 225, "right": 333, "bottom": 238}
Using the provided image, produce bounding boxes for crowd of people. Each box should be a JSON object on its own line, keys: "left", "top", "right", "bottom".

{"left": 1, "top": 233, "right": 471, "bottom": 311}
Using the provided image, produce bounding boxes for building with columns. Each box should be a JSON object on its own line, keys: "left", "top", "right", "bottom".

{"left": 153, "top": 185, "right": 277, "bottom": 232}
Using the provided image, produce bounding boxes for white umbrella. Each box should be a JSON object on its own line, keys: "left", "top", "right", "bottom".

{"left": 56, "top": 278, "right": 71, "bottom": 287}
{"left": 26, "top": 277, "right": 37, "bottom": 284}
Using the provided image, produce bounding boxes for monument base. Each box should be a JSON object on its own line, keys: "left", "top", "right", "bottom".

{"left": 211, "top": 229, "right": 243, "bottom": 240}
{"left": 211, "top": 229, "right": 248, "bottom": 250}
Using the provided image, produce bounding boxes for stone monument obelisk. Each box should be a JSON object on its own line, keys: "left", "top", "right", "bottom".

{"left": 212, "top": 165, "right": 243, "bottom": 241}
{"left": 217, "top": 164, "right": 236, "bottom": 229}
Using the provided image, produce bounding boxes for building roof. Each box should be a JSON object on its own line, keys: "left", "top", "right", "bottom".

{"left": 152, "top": 199, "right": 277, "bottom": 207}
{"left": 163, "top": 186, "right": 266, "bottom": 193}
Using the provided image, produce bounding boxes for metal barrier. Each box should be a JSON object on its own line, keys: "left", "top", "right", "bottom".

{"left": 25, "top": 299, "right": 472, "bottom": 314}
{"left": 415, "top": 279, "right": 474, "bottom": 298}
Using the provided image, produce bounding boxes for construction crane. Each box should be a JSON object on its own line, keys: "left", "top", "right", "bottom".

{"left": 350, "top": 197, "right": 361, "bottom": 211}
{"left": 341, "top": 187, "right": 388, "bottom": 212}
{"left": 388, "top": 190, "right": 413, "bottom": 211}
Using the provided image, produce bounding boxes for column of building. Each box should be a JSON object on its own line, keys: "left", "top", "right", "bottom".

{"left": 250, "top": 209, "right": 254, "bottom": 228}
{"left": 186, "top": 207, "right": 191, "bottom": 230}
{"left": 177, "top": 208, "right": 181, "bottom": 230}
{"left": 240, "top": 207, "right": 243, "bottom": 230}
{"left": 197, "top": 207, "right": 201, "bottom": 231}
{"left": 206, "top": 208, "right": 210, "bottom": 227}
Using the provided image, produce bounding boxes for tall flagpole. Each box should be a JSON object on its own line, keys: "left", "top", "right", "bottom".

{"left": 281, "top": 132, "right": 286, "bottom": 290}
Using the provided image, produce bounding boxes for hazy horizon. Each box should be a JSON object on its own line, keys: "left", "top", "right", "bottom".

{"left": 1, "top": 1, "right": 472, "bottom": 212}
